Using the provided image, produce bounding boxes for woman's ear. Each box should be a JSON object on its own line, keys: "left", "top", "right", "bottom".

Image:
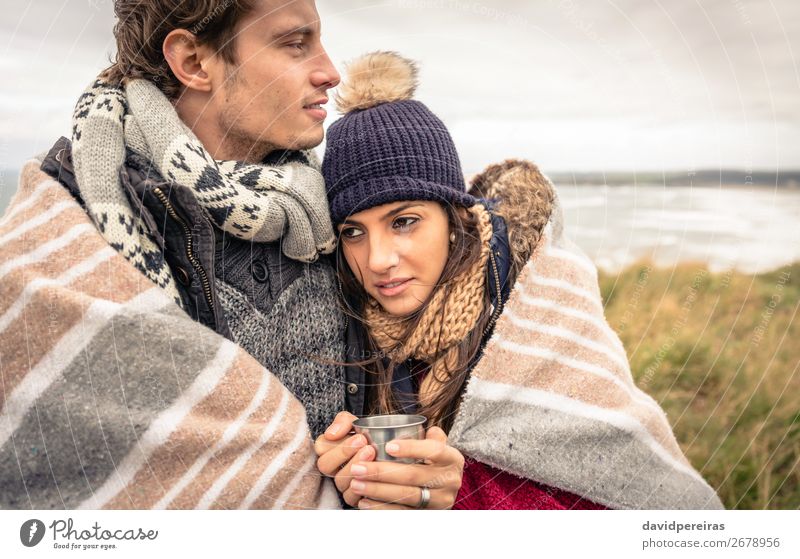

{"left": 163, "top": 29, "right": 213, "bottom": 93}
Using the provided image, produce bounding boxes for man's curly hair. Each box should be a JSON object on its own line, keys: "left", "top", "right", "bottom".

{"left": 102, "top": 0, "right": 255, "bottom": 99}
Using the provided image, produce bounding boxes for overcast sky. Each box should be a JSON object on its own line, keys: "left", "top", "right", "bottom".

{"left": 1, "top": 0, "right": 798, "bottom": 174}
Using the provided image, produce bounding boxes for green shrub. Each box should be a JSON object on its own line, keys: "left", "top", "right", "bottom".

{"left": 599, "top": 261, "right": 799, "bottom": 509}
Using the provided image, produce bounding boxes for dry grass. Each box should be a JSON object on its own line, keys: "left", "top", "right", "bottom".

{"left": 599, "top": 260, "right": 800, "bottom": 509}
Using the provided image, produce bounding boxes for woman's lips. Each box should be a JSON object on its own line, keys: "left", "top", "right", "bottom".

{"left": 376, "top": 278, "right": 412, "bottom": 297}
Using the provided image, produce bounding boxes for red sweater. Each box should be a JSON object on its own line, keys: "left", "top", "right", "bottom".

{"left": 454, "top": 458, "right": 608, "bottom": 510}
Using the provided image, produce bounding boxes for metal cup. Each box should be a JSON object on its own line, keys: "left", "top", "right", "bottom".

{"left": 352, "top": 414, "right": 426, "bottom": 463}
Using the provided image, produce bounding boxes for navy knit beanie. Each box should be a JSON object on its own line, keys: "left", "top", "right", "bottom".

{"left": 323, "top": 52, "right": 476, "bottom": 224}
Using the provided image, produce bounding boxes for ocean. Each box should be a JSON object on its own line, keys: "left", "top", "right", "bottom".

{"left": 557, "top": 184, "right": 800, "bottom": 274}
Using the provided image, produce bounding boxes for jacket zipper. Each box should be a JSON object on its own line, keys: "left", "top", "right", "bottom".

{"left": 151, "top": 186, "right": 216, "bottom": 322}
{"left": 463, "top": 249, "right": 505, "bottom": 378}
{"left": 482, "top": 249, "right": 505, "bottom": 338}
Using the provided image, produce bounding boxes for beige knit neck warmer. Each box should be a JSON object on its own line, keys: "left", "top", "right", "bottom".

{"left": 363, "top": 204, "right": 494, "bottom": 408}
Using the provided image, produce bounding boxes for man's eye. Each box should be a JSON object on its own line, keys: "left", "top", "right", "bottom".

{"left": 393, "top": 216, "right": 419, "bottom": 231}
{"left": 287, "top": 41, "right": 305, "bottom": 51}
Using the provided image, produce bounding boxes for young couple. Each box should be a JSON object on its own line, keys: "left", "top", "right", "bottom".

{"left": 1, "top": 0, "right": 722, "bottom": 510}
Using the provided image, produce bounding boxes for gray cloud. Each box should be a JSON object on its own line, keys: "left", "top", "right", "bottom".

{"left": 1, "top": 0, "right": 797, "bottom": 173}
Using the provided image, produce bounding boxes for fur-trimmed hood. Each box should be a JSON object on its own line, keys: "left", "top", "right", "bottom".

{"left": 470, "top": 159, "right": 556, "bottom": 282}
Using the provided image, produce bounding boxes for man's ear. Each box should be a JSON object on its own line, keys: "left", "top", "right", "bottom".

{"left": 163, "top": 29, "right": 213, "bottom": 92}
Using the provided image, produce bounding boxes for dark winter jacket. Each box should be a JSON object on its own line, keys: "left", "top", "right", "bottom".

{"left": 40, "top": 137, "right": 347, "bottom": 439}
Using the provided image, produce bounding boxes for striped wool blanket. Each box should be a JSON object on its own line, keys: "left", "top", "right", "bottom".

{"left": 0, "top": 160, "right": 340, "bottom": 510}
{"left": 449, "top": 198, "right": 724, "bottom": 510}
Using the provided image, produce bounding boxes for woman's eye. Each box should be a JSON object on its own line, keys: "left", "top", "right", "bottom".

{"left": 393, "top": 216, "right": 419, "bottom": 231}
{"left": 340, "top": 227, "right": 364, "bottom": 240}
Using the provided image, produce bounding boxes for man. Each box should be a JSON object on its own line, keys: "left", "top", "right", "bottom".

{"left": 0, "top": 0, "right": 347, "bottom": 509}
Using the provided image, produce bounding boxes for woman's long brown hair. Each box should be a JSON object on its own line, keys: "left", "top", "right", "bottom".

{"left": 336, "top": 203, "right": 493, "bottom": 433}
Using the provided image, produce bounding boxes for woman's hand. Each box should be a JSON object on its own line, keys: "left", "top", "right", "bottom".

{"left": 349, "top": 426, "right": 465, "bottom": 510}
{"left": 314, "top": 412, "right": 376, "bottom": 507}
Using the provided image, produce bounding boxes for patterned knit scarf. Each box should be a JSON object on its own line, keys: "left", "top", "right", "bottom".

{"left": 71, "top": 77, "right": 337, "bottom": 301}
{"left": 364, "top": 204, "right": 494, "bottom": 415}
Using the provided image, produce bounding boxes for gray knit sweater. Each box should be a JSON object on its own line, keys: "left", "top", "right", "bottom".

{"left": 213, "top": 232, "right": 346, "bottom": 440}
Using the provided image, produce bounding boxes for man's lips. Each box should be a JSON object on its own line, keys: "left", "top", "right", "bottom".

{"left": 303, "top": 97, "right": 328, "bottom": 120}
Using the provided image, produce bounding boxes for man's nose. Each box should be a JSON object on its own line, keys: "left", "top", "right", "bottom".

{"left": 310, "top": 48, "right": 341, "bottom": 90}
{"left": 367, "top": 233, "right": 399, "bottom": 274}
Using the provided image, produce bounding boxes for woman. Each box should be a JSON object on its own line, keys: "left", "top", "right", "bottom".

{"left": 314, "top": 52, "right": 723, "bottom": 510}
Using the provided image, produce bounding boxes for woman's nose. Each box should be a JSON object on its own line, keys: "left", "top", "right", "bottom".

{"left": 367, "top": 234, "right": 399, "bottom": 273}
